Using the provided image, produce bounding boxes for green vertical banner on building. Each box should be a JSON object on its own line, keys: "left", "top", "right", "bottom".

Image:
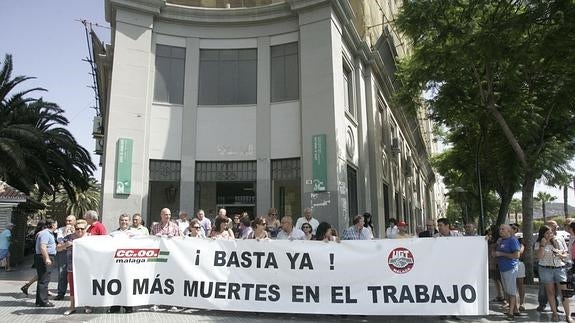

{"left": 312, "top": 134, "right": 327, "bottom": 192}
{"left": 115, "top": 138, "right": 133, "bottom": 195}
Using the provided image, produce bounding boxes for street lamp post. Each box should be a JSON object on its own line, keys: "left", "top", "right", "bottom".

{"left": 476, "top": 133, "right": 485, "bottom": 235}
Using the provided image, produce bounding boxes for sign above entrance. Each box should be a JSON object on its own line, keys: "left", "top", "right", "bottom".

{"left": 115, "top": 138, "right": 133, "bottom": 195}
{"left": 312, "top": 134, "right": 327, "bottom": 192}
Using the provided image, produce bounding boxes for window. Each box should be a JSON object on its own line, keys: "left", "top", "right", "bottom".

{"left": 271, "top": 158, "right": 301, "bottom": 219}
{"left": 347, "top": 165, "right": 358, "bottom": 220}
{"left": 271, "top": 42, "right": 299, "bottom": 102}
{"left": 377, "top": 99, "right": 387, "bottom": 148}
{"left": 343, "top": 62, "right": 354, "bottom": 116}
{"left": 154, "top": 45, "right": 185, "bottom": 104}
{"left": 199, "top": 48, "right": 257, "bottom": 105}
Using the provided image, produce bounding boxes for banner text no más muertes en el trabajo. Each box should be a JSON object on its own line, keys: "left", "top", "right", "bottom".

{"left": 73, "top": 236, "right": 488, "bottom": 316}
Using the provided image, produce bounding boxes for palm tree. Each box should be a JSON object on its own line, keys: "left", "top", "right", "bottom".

{"left": 61, "top": 178, "right": 101, "bottom": 217}
{"left": 508, "top": 198, "right": 522, "bottom": 223}
{"left": 0, "top": 54, "right": 95, "bottom": 200}
{"left": 535, "top": 192, "right": 557, "bottom": 223}
{"left": 32, "top": 178, "right": 100, "bottom": 223}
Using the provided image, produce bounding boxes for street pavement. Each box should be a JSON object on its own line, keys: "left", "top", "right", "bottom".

{"left": 0, "top": 256, "right": 567, "bottom": 322}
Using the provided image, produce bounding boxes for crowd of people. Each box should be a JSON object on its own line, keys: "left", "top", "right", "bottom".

{"left": 487, "top": 219, "right": 575, "bottom": 322}
{"left": 19, "top": 205, "right": 572, "bottom": 320}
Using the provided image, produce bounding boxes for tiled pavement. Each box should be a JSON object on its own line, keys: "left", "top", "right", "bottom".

{"left": 0, "top": 257, "right": 567, "bottom": 322}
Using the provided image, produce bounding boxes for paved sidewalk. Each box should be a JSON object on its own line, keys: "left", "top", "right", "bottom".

{"left": 0, "top": 257, "right": 568, "bottom": 322}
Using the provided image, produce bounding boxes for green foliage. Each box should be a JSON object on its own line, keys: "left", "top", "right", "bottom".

{"left": 0, "top": 54, "right": 96, "bottom": 201}
{"left": 32, "top": 178, "right": 100, "bottom": 219}
{"left": 395, "top": 0, "right": 575, "bottom": 283}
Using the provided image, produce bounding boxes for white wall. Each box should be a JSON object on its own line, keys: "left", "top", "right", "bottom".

{"left": 195, "top": 106, "right": 257, "bottom": 160}
{"left": 270, "top": 101, "right": 300, "bottom": 158}
{"left": 149, "top": 104, "right": 183, "bottom": 160}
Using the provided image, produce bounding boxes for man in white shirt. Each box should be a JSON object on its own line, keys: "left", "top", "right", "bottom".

{"left": 195, "top": 209, "right": 212, "bottom": 237}
{"left": 109, "top": 214, "right": 137, "bottom": 238}
{"left": 131, "top": 213, "right": 149, "bottom": 235}
{"left": 295, "top": 208, "right": 319, "bottom": 235}
{"left": 176, "top": 211, "right": 190, "bottom": 234}
{"left": 277, "top": 216, "right": 305, "bottom": 240}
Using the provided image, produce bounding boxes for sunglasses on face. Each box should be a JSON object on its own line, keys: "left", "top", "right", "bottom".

{"left": 75, "top": 227, "right": 86, "bottom": 231}
{"left": 193, "top": 226, "right": 201, "bottom": 229}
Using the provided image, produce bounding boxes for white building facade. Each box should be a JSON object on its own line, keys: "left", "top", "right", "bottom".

{"left": 96, "top": 0, "right": 444, "bottom": 236}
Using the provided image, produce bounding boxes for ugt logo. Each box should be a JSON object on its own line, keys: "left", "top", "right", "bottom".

{"left": 387, "top": 247, "right": 414, "bottom": 274}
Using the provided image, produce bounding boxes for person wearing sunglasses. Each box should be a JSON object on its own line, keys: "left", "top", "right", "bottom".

{"left": 265, "top": 208, "right": 281, "bottom": 238}
{"left": 183, "top": 219, "right": 206, "bottom": 238}
{"left": 301, "top": 224, "right": 314, "bottom": 240}
{"left": 57, "top": 219, "right": 88, "bottom": 315}
{"left": 247, "top": 217, "right": 269, "bottom": 240}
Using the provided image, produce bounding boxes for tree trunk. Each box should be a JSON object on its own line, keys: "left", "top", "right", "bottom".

{"left": 542, "top": 202, "right": 546, "bottom": 222}
{"left": 565, "top": 185, "right": 569, "bottom": 218}
{"left": 522, "top": 174, "right": 536, "bottom": 284}
{"left": 496, "top": 186, "right": 514, "bottom": 226}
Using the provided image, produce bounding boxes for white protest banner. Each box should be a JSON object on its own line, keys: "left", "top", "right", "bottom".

{"left": 73, "top": 236, "right": 488, "bottom": 316}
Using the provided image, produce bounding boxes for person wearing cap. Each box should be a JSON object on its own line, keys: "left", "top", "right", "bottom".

{"left": 341, "top": 215, "right": 373, "bottom": 240}
{"left": 394, "top": 221, "right": 412, "bottom": 239}
{"left": 0, "top": 222, "right": 14, "bottom": 271}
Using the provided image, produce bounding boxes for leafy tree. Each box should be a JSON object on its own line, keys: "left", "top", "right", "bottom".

{"left": 535, "top": 191, "right": 557, "bottom": 222}
{"left": 395, "top": 1, "right": 575, "bottom": 283}
{"left": 0, "top": 54, "right": 95, "bottom": 201}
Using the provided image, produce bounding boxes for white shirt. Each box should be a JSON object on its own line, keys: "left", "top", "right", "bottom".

{"left": 277, "top": 228, "right": 306, "bottom": 240}
{"left": 109, "top": 227, "right": 138, "bottom": 238}
{"left": 176, "top": 219, "right": 189, "bottom": 235}
{"left": 386, "top": 225, "right": 399, "bottom": 239}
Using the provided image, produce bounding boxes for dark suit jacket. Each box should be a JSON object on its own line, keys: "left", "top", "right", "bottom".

{"left": 418, "top": 230, "right": 438, "bottom": 238}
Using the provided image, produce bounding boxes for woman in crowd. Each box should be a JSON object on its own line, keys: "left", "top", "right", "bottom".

{"left": 265, "top": 208, "right": 281, "bottom": 238}
{"left": 58, "top": 219, "right": 89, "bottom": 315}
{"left": 231, "top": 214, "right": 241, "bottom": 238}
{"left": 535, "top": 225, "right": 573, "bottom": 322}
{"left": 363, "top": 212, "right": 375, "bottom": 239}
{"left": 210, "top": 215, "right": 234, "bottom": 240}
{"left": 301, "top": 223, "right": 314, "bottom": 240}
{"left": 183, "top": 219, "right": 206, "bottom": 238}
{"left": 247, "top": 217, "right": 269, "bottom": 240}
{"left": 314, "top": 222, "right": 339, "bottom": 242}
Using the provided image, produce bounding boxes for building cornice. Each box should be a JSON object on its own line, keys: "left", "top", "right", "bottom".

{"left": 106, "top": 0, "right": 163, "bottom": 24}
{"left": 161, "top": 2, "right": 294, "bottom": 24}
{"left": 107, "top": 0, "right": 341, "bottom": 26}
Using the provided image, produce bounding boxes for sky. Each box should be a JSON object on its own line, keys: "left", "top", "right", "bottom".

{"left": 0, "top": 1, "right": 109, "bottom": 180}
{"left": 0, "top": 1, "right": 573, "bottom": 206}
